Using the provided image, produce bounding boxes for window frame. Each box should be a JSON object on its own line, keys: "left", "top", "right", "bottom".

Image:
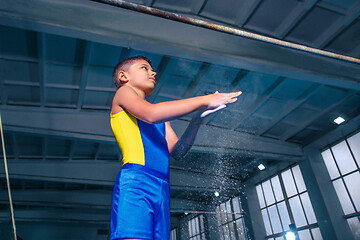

{"left": 256, "top": 164, "right": 322, "bottom": 240}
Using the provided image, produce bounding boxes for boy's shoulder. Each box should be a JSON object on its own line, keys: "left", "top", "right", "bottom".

{"left": 112, "top": 85, "right": 147, "bottom": 113}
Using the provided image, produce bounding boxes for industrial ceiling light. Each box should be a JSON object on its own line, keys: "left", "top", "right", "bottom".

{"left": 214, "top": 191, "right": 220, "bottom": 197}
{"left": 285, "top": 231, "right": 296, "bottom": 240}
{"left": 334, "top": 116, "right": 345, "bottom": 124}
{"left": 285, "top": 223, "right": 297, "bottom": 240}
{"left": 258, "top": 164, "right": 265, "bottom": 170}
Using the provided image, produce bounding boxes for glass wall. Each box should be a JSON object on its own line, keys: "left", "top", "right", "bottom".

{"left": 216, "top": 196, "right": 248, "bottom": 240}
{"left": 188, "top": 215, "right": 206, "bottom": 240}
{"left": 256, "top": 165, "right": 322, "bottom": 239}
{"left": 171, "top": 228, "right": 177, "bottom": 240}
{"left": 321, "top": 131, "right": 360, "bottom": 239}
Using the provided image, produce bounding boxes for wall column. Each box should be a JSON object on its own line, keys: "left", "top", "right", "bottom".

{"left": 302, "top": 148, "right": 354, "bottom": 240}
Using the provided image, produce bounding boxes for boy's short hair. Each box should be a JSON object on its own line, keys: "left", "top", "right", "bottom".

{"left": 113, "top": 55, "right": 153, "bottom": 88}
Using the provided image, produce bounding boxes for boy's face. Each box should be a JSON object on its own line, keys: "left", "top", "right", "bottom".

{"left": 124, "top": 59, "right": 157, "bottom": 95}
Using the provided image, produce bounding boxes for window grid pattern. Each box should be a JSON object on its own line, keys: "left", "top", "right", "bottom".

{"left": 256, "top": 165, "right": 322, "bottom": 240}
{"left": 216, "top": 196, "right": 248, "bottom": 240}
{"left": 171, "top": 228, "right": 177, "bottom": 240}
{"left": 188, "top": 215, "right": 206, "bottom": 240}
{"left": 321, "top": 131, "right": 360, "bottom": 239}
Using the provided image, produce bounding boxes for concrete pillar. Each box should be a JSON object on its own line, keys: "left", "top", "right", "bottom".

{"left": 205, "top": 205, "right": 221, "bottom": 240}
{"left": 178, "top": 214, "right": 190, "bottom": 240}
{"left": 239, "top": 192, "right": 255, "bottom": 240}
{"left": 302, "top": 148, "right": 354, "bottom": 240}
{"left": 245, "top": 182, "right": 266, "bottom": 239}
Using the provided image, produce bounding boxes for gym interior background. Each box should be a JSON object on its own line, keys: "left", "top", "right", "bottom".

{"left": 0, "top": 0, "right": 359, "bottom": 239}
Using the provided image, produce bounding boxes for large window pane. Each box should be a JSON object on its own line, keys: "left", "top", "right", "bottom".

{"left": 219, "top": 226, "right": 224, "bottom": 240}
{"left": 271, "top": 176, "right": 284, "bottom": 201}
{"left": 347, "top": 132, "right": 360, "bottom": 166}
{"left": 257, "top": 185, "right": 266, "bottom": 208}
{"left": 223, "top": 223, "right": 230, "bottom": 240}
{"left": 236, "top": 219, "right": 246, "bottom": 240}
{"left": 347, "top": 217, "right": 360, "bottom": 239}
{"left": 216, "top": 206, "right": 222, "bottom": 226}
{"left": 300, "top": 192, "right": 317, "bottom": 224}
{"left": 195, "top": 217, "right": 199, "bottom": 234}
{"left": 331, "top": 142, "right": 357, "bottom": 175}
{"left": 289, "top": 196, "right": 307, "bottom": 227}
{"left": 258, "top": 165, "right": 318, "bottom": 239}
{"left": 221, "top": 203, "right": 228, "bottom": 223}
{"left": 268, "top": 205, "right": 282, "bottom": 234}
{"left": 232, "top": 197, "right": 242, "bottom": 219}
{"left": 277, "top": 201, "right": 291, "bottom": 231}
{"left": 188, "top": 221, "right": 192, "bottom": 236}
{"left": 322, "top": 133, "right": 360, "bottom": 240}
{"left": 282, "top": 169, "right": 297, "bottom": 197}
{"left": 201, "top": 233, "right": 206, "bottom": 240}
{"left": 188, "top": 215, "right": 206, "bottom": 239}
{"left": 333, "top": 179, "right": 355, "bottom": 214}
{"left": 261, "top": 209, "right": 273, "bottom": 235}
{"left": 343, "top": 172, "right": 360, "bottom": 211}
{"left": 292, "top": 165, "right": 306, "bottom": 193}
{"left": 217, "top": 197, "right": 248, "bottom": 240}
{"left": 226, "top": 200, "right": 233, "bottom": 222}
{"left": 321, "top": 149, "right": 340, "bottom": 179}
{"left": 199, "top": 215, "right": 204, "bottom": 233}
{"left": 229, "top": 222, "right": 236, "bottom": 240}
{"left": 171, "top": 228, "right": 177, "bottom": 240}
{"left": 263, "top": 180, "right": 276, "bottom": 205}
{"left": 191, "top": 219, "right": 196, "bottom": 235}
{"left": 297, "top": 229, "right": 311, "bottom": 240}
{"left": 311, "top": 227, "right": 323, "bottom": 240}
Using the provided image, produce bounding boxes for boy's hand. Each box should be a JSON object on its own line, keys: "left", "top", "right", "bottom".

{"left": 200, "top": 91, "right": 242, "bottom": 118}
{"left": 200, "top": 104, "right": 226, "bottom": 118}
{"left": 208, "top": 91, "right": 241, "bottom": 108}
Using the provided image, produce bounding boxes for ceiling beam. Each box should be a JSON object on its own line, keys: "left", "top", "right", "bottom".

{"left": 182, "top": 62, "right": 210, "bottom": 98}
{"left": 306, "top": 112, "right": 360, "bottom": 149}
{"left": 0, "top": 190, "right": 207, "bottom": 212}
{"left": 281, "top": 90, "right": 357, "bottom": 141}
{"left": 191, "top": 0, "right": 206, "bottom": 15}
{"left": 256, "top": 84, "right": 322, "bottom": 136}
{"left": 0, "top": 208, "right": 109, "bottom": 224}
{"left": 0, "top": 209, "right": 181, "bottom": 227}
{"left": 275, "top": 0, "right": 318, "bottom": 39}
{"left": 36, "top": 32, "right": 46, "bottom": 107}
{"left": 230, "top": 77, "right": 286, "bottom": 130}
{"left": 0, "top": 105, "right": 304, "bottom": 160}
{"left": 0, "top": 0, "right": 358, "bottom": 91}
{"left": 315, "top": 1, "right": 360, "bottom": 49}
{"left": 0, "top": 160, "right": 243, "bottom": 191}
{"left": 234, "top": 0, "right": 262, "bottom": 27}
{"left": 76, "top": 41, "right": 91, "bottom": 110}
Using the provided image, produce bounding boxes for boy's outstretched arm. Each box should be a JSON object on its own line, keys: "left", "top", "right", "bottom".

{"left": 113, "top": 86, "right": 241, "bottom": 124}
{"left": 166, "top": 96, "right": 240, "bottom": 161}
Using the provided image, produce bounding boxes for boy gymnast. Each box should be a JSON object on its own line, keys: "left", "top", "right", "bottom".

{"left": 110, "top": 55, "right": 241, "bottom": 240}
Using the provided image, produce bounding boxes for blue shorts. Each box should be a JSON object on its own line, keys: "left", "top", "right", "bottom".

{"left": 110, "top": 164, "right": 171, "bottom": 240}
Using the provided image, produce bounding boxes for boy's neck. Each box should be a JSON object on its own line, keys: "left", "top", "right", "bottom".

{"left": 128, "top": 85, "right": 147, "bottom": 99}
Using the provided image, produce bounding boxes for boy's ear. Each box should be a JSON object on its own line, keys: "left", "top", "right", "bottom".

{"left": 118, "top": 70, "right": 129, "bottom": 84}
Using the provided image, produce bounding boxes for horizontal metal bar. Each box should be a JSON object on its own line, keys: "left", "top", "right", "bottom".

{"left": 92, "top": 0, "right": 360, "bottom": 64}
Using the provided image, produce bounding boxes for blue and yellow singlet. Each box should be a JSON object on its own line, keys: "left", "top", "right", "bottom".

{"left": 110, "top": 111, "right": 170, "bottom": 181}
